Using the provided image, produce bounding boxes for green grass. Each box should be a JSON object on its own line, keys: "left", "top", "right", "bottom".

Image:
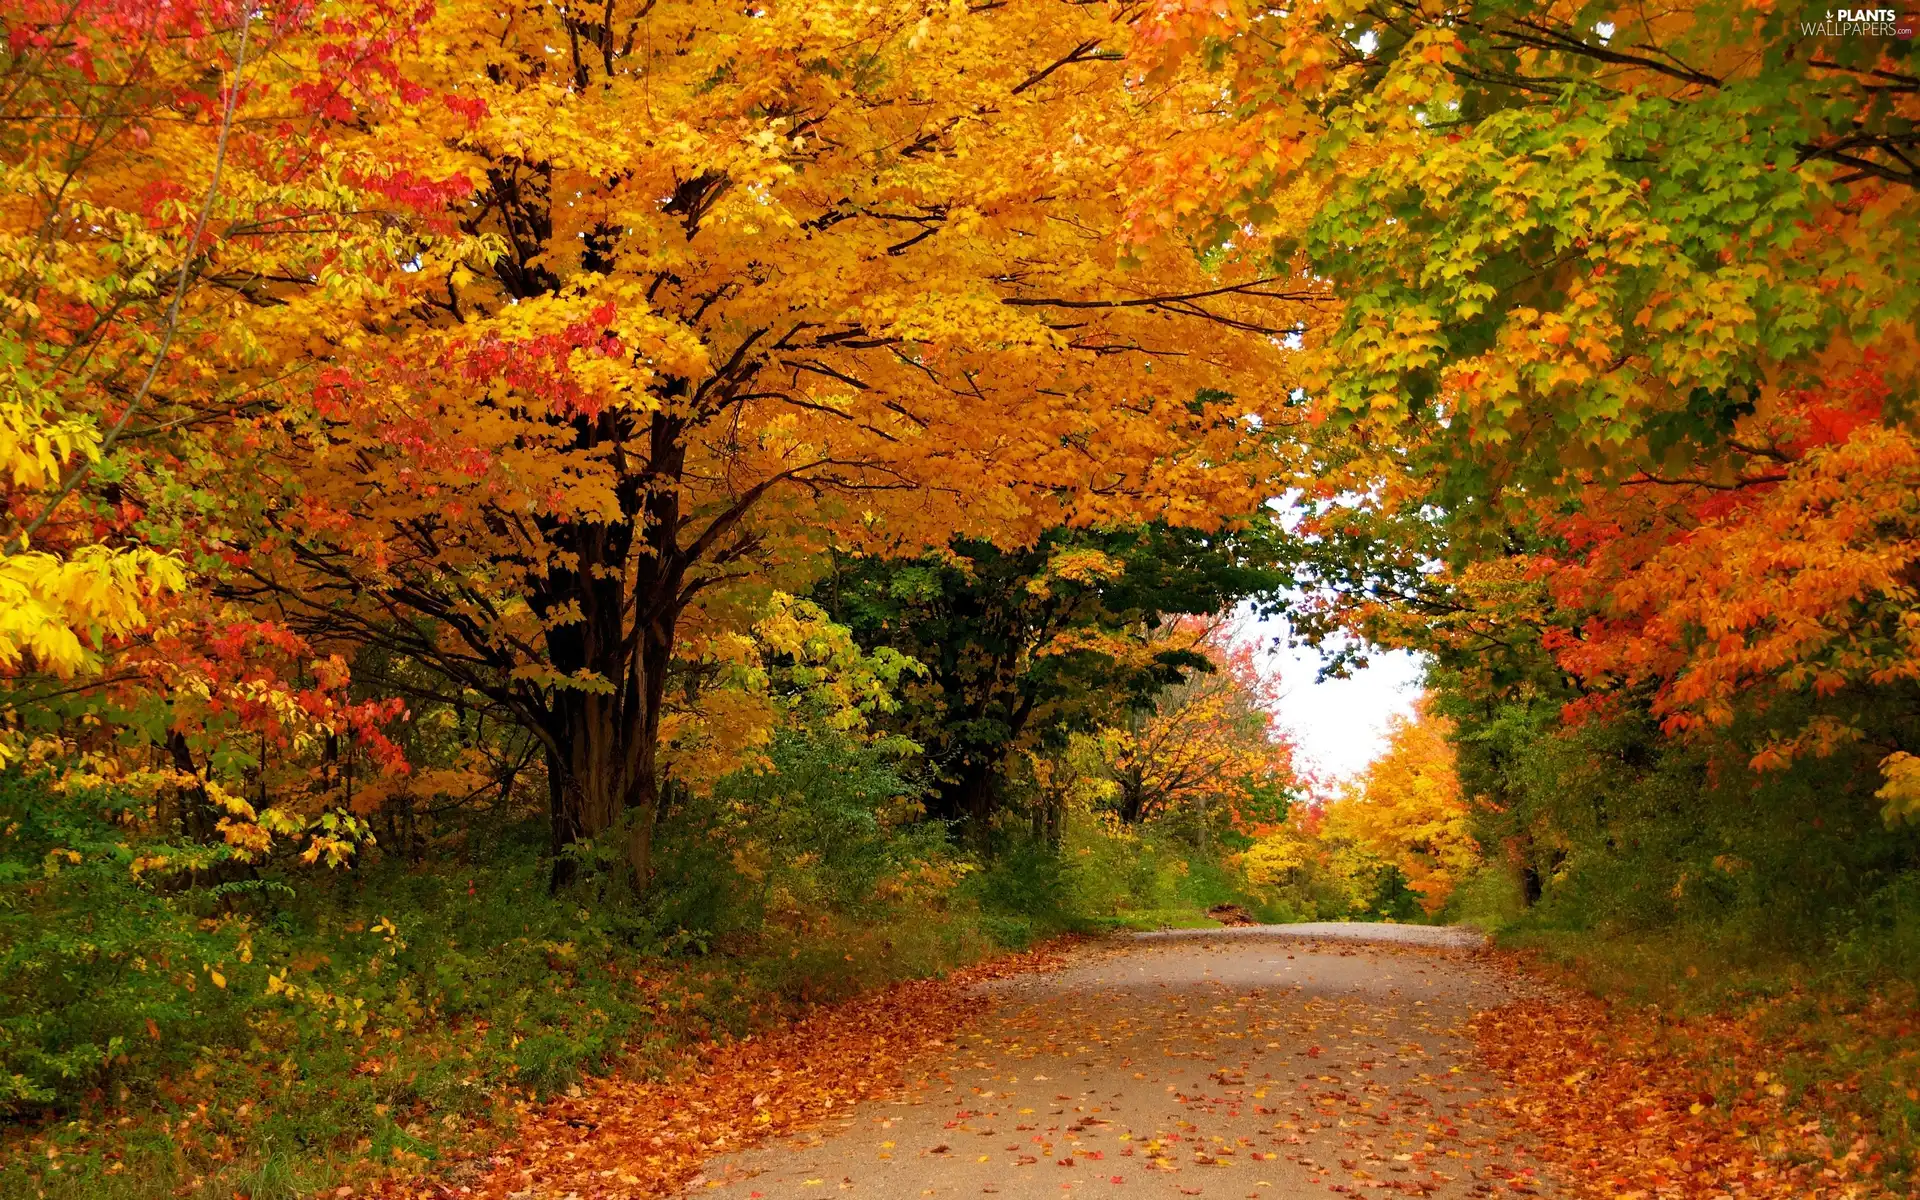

{"left": 0, "top": 770, "right": 1400, "bottom": 1200}
{"left": 0, "top": 776, "right": 1031, "bottom": 1200}
{"left": 1, "top": 898, "right": 1019, "bottom": 1200}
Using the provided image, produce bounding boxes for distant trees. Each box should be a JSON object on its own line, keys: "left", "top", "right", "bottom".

{"left": 1323, "top": 702, "right": 1475, "bottom": 915}
{"left": 1102, "top": 620, "right": 1297, "bottom": 840}
{"left": 824, "top": 525, "right": 1292, "bottom": 846}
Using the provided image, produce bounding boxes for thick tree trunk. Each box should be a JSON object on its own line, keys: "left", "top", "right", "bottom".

{"left": 530, "top": 409, "right": 695, "bottom": 889}
{"left": 1520, "top": 861, "right": 1543, "bottom": 906}
{"left": 543, "top": 610, "right": 676, "bottom": 887}
{"left": 930, "top": 759, "right": 999, "bottom": 852}
{"left": 961, "top": 765, "right": 995, "bottom": 853}
{"left": 542, "top": 706, "right": 662, "bottom": 887}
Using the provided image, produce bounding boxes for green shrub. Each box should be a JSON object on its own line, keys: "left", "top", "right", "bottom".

{"left": 966, "top": 838, "right": 1068, "bottom": 923}
{"left": 1057, "top": 820, "right": 1184, "bottom": 918}
{"left": 0, "top": 725, "right": 1018, "bottom": 1198}
{"left": 1450, "top": 695, "right": 1920, "bottom": 974}
{"left": 1837, "top": 870, "right": 1920, "bottom": 983}
{"left": 0, "top": 775, "right": 256, "bottom": 1114}
{"left": 1445, "top": 864, "right": 1529, "bottom": 933}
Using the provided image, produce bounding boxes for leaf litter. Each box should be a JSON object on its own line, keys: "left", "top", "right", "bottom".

{"left": 379, "top": 936, "right": 1910, "bottom": 1200}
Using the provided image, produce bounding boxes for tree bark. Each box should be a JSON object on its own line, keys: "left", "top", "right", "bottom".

{"left": 167, "top": 730, "right": 214, "bottom": 841}
{"left": 931, "top": 759, "right": 1000, "bottom": 853}
{"left": 531, "top": 408, "right": 690, "bottom": 888}
{"left": 540, "top": 597, "right": 678, "bottom": 888}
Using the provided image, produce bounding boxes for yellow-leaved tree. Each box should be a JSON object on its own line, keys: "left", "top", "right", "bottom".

{"left": 1324, "top": 700, "right": 1477, "bottom": 915}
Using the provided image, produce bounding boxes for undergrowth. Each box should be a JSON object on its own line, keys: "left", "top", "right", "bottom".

{"left": 1429, "top": 684, "right": 1920, "bottom": 1185}
{"left": 0, "top": 771, "right": 1278, "bottom": 1199}
{"left": 0, "top": 750, "right": 1036, "bottom": 1200}
{"left": 0, "top": 735, "right": 1371, "bottom": 1200}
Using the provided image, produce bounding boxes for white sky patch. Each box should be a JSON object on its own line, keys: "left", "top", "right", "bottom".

{"left": 1238, "top": 610, "right": 1426, "bottom": 788}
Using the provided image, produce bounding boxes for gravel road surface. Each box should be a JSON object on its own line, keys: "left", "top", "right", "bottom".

{"left": 685, "top": 925, "right": 1552, "bottom": 1199}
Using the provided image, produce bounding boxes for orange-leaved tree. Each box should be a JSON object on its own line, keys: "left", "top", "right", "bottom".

{"left": 1519, "top": 359, "right": 1915, "bottom": 793}
{"left": 230, "top": 0, "right": 1319, "bottom": 880}
{"left": 1104, "top": 620, "right": 1300, "bottom": 840}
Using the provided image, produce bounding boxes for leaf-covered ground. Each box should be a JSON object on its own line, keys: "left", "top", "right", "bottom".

{"left": 690, "top": 926, "right": 1542, "bottom": 1199}
{"left": 1475, "top": 981, "right": 1907, "bottom": 1198}
{"left": 374, "top": 929, "right": 1909, "bottom": 1200}
{"left": 371, "top": 943, "right": 1075, "bottom": 1200}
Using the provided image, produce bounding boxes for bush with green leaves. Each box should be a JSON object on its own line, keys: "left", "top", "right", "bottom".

{"left": 643, "top": 725, "right": 944, "bottom": 938}
{"left": 0, "top": 774, "right": 259, "bottom": 1113}
{"left": 1445, "top": 689, "right": 1920, "bottom": 974}
{"left": 0, "top": 720, "right": 1007, "bottom": 1198}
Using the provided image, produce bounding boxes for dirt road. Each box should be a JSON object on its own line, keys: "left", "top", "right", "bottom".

{"left": 684, "top": 925, "right": 1553, "bottom": 1199}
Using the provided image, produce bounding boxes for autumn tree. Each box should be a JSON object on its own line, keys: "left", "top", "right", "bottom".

{"left": 1102, "top": 619, "right": 1298, "bottom": 843}
{"left": 825, "top": 524, "right": 1289, "bottom": 846}
{"left": 230, "top": 1, "right": 1314, "bottom": 881}
{"left": 1137, "top": 0, "right": 1920, "bottom": 809}
{"left": 1323, "top": 699, "right": 1475, "bottom": 915}
{"left": 1131, "top": 0, "right": 1917, "bottom": 482}
{"left": 0, "top": 0, "right": 460, "bottom": 666}
{"left": 0, "top": 0, "right": 485, "bottom": 874}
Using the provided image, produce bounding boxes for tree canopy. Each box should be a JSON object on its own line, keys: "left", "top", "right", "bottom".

{"left": 5, "top": 3, "right": 1920, "bottom": 1191}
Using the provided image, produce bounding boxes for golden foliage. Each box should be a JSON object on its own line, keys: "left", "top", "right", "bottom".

{"left": 1324, "top": 701, "right": 1476, "bottom": 914}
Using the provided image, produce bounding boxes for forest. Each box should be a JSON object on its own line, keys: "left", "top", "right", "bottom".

{"left": 0, "top": 0, "right": 1915, "bottom": 1197}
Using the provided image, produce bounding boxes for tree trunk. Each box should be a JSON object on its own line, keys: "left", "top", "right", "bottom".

{"left": 963, "top": 765, "right": 995, "bottom": 853}
{"left": 167, "top": 731, "right": 214, "bottom": 841}
{"left": 541, "top": 585, "right": 678, "bottom": 888}
{"left": 931, "top": 759, "right": 999, "bottom": 852}
{"left": 1117, "top": 767, "right": 1149, "bottom": 824}
{"left": 527, "top": 409, "right": 694, "bottom": 888}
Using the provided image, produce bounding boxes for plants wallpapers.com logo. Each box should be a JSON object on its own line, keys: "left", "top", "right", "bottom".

{"left": 1801, "top": 7, "right": 1919, "bottom": 35}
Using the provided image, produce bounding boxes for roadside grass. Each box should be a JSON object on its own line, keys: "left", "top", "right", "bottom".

{"left": 2, "top": 788, "right": 1382, "bottom": 1200}
{"left": 13, "top": 799, "right": 1287, "bottom": 1199}
{"left": 1506, "top": 927, "right": 1920, "bottom": 1178}
{"left": 1102, "top": 909, "right": 1222, "bottom": 931}
{"left": 0, "top": 891, "right": 1026, "bottom": 1200}
{"left": 0, "top": 799, "right": 1042, "bottom": 1200}
{"left": 466, "top": 939, "right": 1075, "bottom": 1200}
